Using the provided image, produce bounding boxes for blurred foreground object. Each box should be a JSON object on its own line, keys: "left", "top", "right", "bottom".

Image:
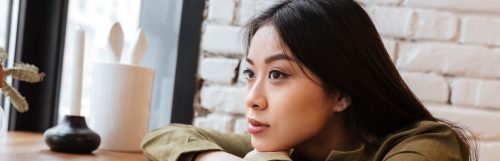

{"left": 0, "top": 47, "right": 45, "bottom": 113}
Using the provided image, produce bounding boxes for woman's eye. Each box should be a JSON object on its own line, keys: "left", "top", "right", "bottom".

{"left": 268, "top": 70, "right": 288, "bottom": 80}
{"left": 242, "top": 69, "right": 255, "bottom": 80}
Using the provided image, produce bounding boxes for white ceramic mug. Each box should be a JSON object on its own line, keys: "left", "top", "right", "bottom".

{"left": 89, "top": 62, "right": 154, "bottom": 152}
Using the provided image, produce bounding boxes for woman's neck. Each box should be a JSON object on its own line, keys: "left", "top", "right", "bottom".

{"left": 294, "top": 115, "right": 361, "bottom": 161}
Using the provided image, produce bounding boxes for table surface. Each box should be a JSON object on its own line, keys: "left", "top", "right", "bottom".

{"left": 0, "top": 132, "right": 148, "bottom": 161}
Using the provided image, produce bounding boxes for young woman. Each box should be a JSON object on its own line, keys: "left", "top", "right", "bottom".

{"left": 141, "top": 0, "right": 477, "bottom": 161}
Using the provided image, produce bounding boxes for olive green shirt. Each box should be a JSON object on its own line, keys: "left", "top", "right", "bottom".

{"left": 141, "top": 121, "right": 463, "bottom": 161}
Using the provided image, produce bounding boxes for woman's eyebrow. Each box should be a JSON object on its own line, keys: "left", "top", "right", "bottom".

{"left": 245, "top": 57, "right": 254, "bottom": 65}
{"left": 245, "top": 53, "right": 294, "bottom": 65}
{"left": 265, "top": 54, "right": 293, "bottom": 64}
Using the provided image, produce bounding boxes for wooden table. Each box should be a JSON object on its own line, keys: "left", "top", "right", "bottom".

{"left": 0, "top": 132, "right": 148, "bottom": 161}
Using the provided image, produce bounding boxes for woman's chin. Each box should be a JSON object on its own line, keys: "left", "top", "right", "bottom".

{"left": 251, "top": 137, "right": 290, "bottom": 152}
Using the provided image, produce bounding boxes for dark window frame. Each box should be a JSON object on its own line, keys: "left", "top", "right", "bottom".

{"left": 170, "top": 0, "right": 205, "bottom": 124}
{"left": 8, "top": 0, "right": 69, "bottom": 132}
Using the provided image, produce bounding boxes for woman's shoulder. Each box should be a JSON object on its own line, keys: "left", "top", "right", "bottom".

{"left": 374, "top": 120, "right": 463, "bottom": 161}
{"left": 396, "top": 120, "right": 455, "bottom": 136}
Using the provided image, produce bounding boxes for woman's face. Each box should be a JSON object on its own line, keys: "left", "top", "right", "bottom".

{"left": 244, "top": 25, "right": 338, "bottom": 151}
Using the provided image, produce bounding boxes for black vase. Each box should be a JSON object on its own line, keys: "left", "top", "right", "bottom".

{"left": 44, "top": 115, "right": 101, "bottom": 154}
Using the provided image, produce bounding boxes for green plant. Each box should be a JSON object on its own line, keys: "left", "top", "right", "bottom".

{"left": 0, "top": 47, "right": 45, "bottom": 113}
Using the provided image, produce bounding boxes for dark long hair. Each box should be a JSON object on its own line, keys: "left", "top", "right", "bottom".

{"left": 243, "top": 0, "right": 477, "bottom": 160}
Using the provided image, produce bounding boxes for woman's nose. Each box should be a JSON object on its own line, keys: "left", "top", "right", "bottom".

{"left": 245, "top": 80, "right": 267, "bottom": 111}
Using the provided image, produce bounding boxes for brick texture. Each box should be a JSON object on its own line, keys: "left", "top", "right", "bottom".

{"left": 365, "top": 6, "right": 413, "bottom": 37}
{"left": 200, "top": 85, "right": 246, "bottom": 114}
{"left": 233, "top": 117, "right": 248, "bottom": 134}
{"left": 451, "top": 78, "right": 500, "bottom": 109}
{"left": 194, "top": 113, "right": 234, "bottom": 132}
{"left": 413, "top": 9, "right": 457, "bottom": 40}
{"left": 358, "top": 0, "right": 402, "bottom": 5}
{"left": 199, "top": 57, "right": 240, "bottom": 84}
{"left": 202, "top": 25, "right": 243, "bottom": 55}
{"left": 397, "top": 42, "right": 500, "bottom": 78}
{"left": 237, "top": 0, "right": 280, "bottom": 25}
{"left": 406, "top": 0, "right": 500, "bottom": 13}
{"left": 427, "top": 104, "right": 500, "bottom": 140}
{"left": 207, "top": 0, "right": 236, "bottom": 24}
{"left": 461, "top": 16, "right": 500, "bottom": 46}
{"left": 401, "top": 72, "right": 449, "bottom": 103}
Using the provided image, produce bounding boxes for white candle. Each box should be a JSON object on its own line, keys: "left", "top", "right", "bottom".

{"left": 69, "top": 26, "right": 85, "bottom": 116}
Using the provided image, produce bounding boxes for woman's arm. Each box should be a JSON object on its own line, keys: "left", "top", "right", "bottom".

{"left": 178, "top": 151, "right": 245, "bottom": 161}
{"left": 181, "top": 149, "right": 291, "bottom": 161}
{"left": 141, "top": 124, "right": 253, "bottom": 161}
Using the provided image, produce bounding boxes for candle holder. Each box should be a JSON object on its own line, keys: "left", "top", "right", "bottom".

{"left": 43, "top": 115, "right": 100, "bottom": 153}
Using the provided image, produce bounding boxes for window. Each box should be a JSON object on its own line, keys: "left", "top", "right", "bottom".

{"left": 0, "top": 0, "right": 9, "bottom": 48}
{"left": 59, "top": 0, "right": 203, "bottom": 130}
{"left": 58, "top": 0, "right": 143, "bottom": 121}
{"left": 1, "top": 0, "right": 203, "bottom": 132}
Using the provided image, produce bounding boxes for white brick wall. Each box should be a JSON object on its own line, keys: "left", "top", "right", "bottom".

{"left": 194, "top": 113, "right": 234, "bottom": 132}
{"left": 237, "top": 0, "right": 280, "bottom": 25}
{"left": 397, "top": 42, "right": 500, "bottom": 78}
{"left": 196, "top": 1, "right": 500, "bottom": 160}
{"left": 451, "top": 78, "right": 500, "bottom": 109}
{"left": 427, "top": 104, "right": 500, "bottom": 140}
{"left": 201, "top": 25, "right": 243, "bottom": 55}
{"left": 461, "top": 16, "right": 500, "bottom": 46}
{"left": 401, "top": 72, "right": 449, "bottom": 103}
{"left": 365, "top": 6, "right": 413, "bottom": 38}
{"left": 359, "top": 0, "right": 402, "bottom": 5}
{"left": 207, "top": 0, "right": 236, "bottom": 25}
{"left": 413, "top": 10, "right": 457, "bottom": 40}
{"left": 233, "top": 117, "right": 248, "bottom": 134}
{"left": 406, "top": 0, "right": 500, "bottom": 13}
{"left": 199, "top": 57, "right": 240, "bottom": 84}
{"left": 200, "top": 85, "right": 246, "bottom": 114}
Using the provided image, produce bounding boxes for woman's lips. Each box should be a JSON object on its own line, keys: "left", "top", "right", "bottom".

{"left": 248, "top": 118, "right": 270, "bottom": 134}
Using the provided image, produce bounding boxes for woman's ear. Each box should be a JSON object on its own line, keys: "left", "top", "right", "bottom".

{"left": 333, "top": 95, "right": 351, "bottom": 112}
